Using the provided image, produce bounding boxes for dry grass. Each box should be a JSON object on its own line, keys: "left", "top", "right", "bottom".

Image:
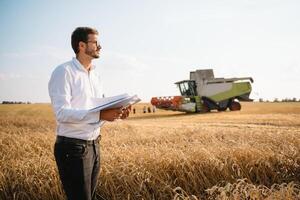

{"left": 0, "top": 102, "right": 299, "bottom": 200}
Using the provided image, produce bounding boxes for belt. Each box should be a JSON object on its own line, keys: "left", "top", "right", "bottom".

{"left": 56, "top": 135, "right": 101, "bottom": 145}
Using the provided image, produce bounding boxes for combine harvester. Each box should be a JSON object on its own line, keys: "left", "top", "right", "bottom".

{"left": 151, "top": 69, "right": 253, "bottom": 113}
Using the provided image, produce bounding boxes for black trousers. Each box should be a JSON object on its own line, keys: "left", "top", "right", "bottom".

{"left": 54, "top": 136, "right": 100, "bottom": 200}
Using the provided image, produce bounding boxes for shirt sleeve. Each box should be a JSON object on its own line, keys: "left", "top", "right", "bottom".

{"left": 48, "top": 66, "right": 100, "bottom": 124}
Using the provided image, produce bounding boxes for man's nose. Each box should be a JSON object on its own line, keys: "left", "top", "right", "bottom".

{"left": 97, "top": 45, "right": 102, "bottom": 50}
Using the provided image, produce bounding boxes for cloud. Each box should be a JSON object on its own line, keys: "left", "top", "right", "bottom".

{"left": 0, "top": 45, "right": 72, "bottom": 60}
{"left": 0, "top": 73, "right": 31, "bottom": 80}
{"left": 101, "top": 51, "right": 149, "bottom": 75}
{"left": 0, "top": 72, "right": 45, "bottom": 81}
{"left": 0, "top": 52, "right": 40, "bottom": 58}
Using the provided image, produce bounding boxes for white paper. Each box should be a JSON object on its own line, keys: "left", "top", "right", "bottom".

{"left": 89, "top": 93, "right": 141, "bottom": 112}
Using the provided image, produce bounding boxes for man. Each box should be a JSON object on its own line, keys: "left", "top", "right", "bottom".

{"left": 48, "top": 27, "right": 130, "bottom": 200}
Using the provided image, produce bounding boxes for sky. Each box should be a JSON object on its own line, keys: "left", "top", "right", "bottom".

{"left": 0, "top": 0, "right": 299, "bottom": 103}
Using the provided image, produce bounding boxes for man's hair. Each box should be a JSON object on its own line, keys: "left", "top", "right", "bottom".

{"left": 71, "top": 27, "right": 98, "bottom": 54}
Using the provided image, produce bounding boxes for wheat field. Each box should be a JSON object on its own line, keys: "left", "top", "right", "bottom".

{"left": 0, "top": 102, "right": 299, "bottom": 200}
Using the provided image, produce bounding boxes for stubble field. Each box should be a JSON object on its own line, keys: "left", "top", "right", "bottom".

{"left": 0, "top": 102, "right": 299, "bottom": 200}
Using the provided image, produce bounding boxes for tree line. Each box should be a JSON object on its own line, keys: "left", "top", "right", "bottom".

{"left": 259, "top": 98, "right": 300, "bottom": 103}
{"left": 2, "top": 101, "right": 31, "bottom": 104}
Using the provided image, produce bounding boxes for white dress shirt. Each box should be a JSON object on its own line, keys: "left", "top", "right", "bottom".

{"left": 48, "top": 57, "right": 104, "bottom": 140}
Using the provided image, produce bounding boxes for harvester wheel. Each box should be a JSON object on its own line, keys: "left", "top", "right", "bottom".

{"left": 229, "top": 101, "right": 241, "bottom": 111}
{"left": 218, "top": 107, "right": 227, "bottom": 112}
{"left": 201, "top": 103, "right": 210, "bottom": 113}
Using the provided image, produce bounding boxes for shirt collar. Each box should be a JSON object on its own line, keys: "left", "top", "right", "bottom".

{"left": 72, "top": 57, "right": 96, "bottom": 72}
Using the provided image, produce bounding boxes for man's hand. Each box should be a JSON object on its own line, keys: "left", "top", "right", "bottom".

{"left": 100, "top": 108, "right": 123, "bottom": 121}
{"left": 100, "top": 106, "right": 131, "bottom": 121}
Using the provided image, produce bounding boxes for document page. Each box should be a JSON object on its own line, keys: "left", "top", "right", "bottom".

{"left": 89, "top": 94, "right": 141, "bottom": 112}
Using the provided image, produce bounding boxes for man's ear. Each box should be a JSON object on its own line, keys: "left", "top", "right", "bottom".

{"left": 78, "top": 41, "right": 86, "bottom": 52}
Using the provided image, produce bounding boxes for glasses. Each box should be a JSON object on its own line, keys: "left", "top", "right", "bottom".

{"left": 86, "top": 40, "right": 101, "bottom": 47}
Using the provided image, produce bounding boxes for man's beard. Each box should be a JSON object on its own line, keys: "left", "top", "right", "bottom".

{"left": 85, "top": 48, "right": 99, "bottom": 59}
